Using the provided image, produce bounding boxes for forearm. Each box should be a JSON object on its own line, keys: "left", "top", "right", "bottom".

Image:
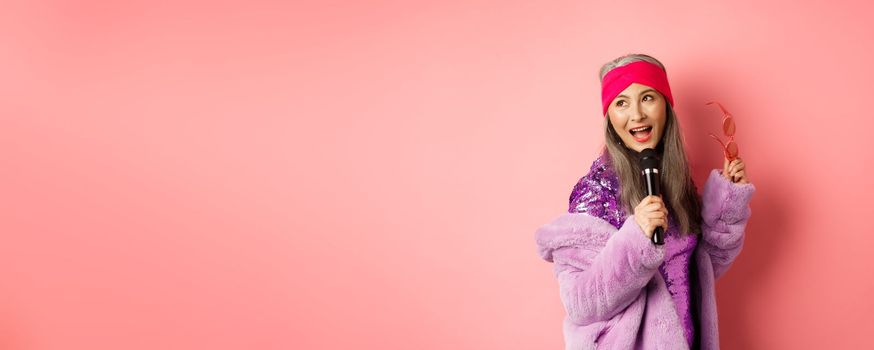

{"left": 700, "top": 168, "right": 756, "bottom": 279}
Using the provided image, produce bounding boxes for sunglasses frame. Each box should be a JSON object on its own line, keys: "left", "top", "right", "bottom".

{"left": 705, "top": 101, "right": 739, "bottom": 161}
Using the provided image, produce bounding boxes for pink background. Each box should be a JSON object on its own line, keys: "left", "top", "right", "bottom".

{"left": 2, "top": 1, "right": 873, "bottom": 349}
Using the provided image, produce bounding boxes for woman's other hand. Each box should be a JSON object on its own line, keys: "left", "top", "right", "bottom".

{"left": 722, "top": 157, "right": 749, "bottom": 184}
{"left": 633, "top": 195, "right": 669, "bottom": 239}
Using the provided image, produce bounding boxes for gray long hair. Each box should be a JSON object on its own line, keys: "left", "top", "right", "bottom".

{"left": 600, "top": 54, "right": 702, "bottom": 235}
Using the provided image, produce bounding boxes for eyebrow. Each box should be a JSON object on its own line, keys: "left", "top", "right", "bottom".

{"left": 617, "top": 89, "right": 657, "bottom": 99}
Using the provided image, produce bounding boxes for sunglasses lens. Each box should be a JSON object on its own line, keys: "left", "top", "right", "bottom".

{"left": 726, "top": 141, "right": 738, "bottom": 158}
{"left": 723, "top": 117, "right": 736, "bottom": 136}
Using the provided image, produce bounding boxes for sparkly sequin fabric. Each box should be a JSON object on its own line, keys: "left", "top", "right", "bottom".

{"left": 568, "top": 153, "right": 699, "bottom": 348}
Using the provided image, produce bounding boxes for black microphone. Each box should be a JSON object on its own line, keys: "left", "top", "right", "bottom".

{"left": 639, "top": 148, "right": 665, "bottom": 245}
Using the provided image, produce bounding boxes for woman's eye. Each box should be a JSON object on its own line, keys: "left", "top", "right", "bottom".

{"left": 616, "top": 100, "right": 626, "bottom": 107}
{"left": 643, "top": 95, "right": 652, "bottom": 101}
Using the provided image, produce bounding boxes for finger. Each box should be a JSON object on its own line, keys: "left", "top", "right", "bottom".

{"left": 728, "top": 159, "right": 741, "bottom": 174}
{"left": 652, "top": 218, "right": 667, "bottom": 230}
{"left": 644, "top": 203, "right": 664, "bottom": 212}
{"left": 644, "top": 195, "right": 662, "bottom": 204}
{"left": 733, "top": 170, "right": 746, "bottom": 183}
{"left": 636, "top": 197, "right": 649, "bottom": 209}
{"left": 723, "top": 157, "right": 730, "bottom": 174}
{"left": 647, "top": 211, "right": 666, "bottom": 219}
{"left": 732, "top": 160, "right": 744, "bottom": 174}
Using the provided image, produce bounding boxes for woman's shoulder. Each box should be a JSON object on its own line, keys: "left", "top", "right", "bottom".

{"left": 568, "top": 154, "right": 611, "bottom": 209}
{"left": 568, "top": 154, "right": 625, "bottom": 228}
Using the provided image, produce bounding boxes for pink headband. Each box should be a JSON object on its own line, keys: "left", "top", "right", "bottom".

{"left": 600, "top": 60, "right": 675, "bottom": 117}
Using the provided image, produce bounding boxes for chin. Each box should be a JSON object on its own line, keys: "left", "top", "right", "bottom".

{"left": 630, "top": 141, "right": 660, "bottom": 153}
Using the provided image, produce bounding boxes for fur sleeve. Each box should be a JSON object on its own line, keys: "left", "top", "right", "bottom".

{"left": 700, "top": 168, "right": 756, "bottom": 279}
{"left": 535, "top": 213, "right": 665, "bottom": 325}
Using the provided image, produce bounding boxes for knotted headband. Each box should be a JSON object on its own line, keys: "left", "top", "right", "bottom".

{"left": 600, "top": 60, "right": 675, "bottom": 117}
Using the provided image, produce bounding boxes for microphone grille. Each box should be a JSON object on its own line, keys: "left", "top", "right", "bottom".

{"left": 639, "top": 148, "right": 660, "bottom": 169}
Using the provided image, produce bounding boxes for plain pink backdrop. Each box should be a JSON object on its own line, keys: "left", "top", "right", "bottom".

{"left": 1, "top": 0, "right": 873, "bottom": 349}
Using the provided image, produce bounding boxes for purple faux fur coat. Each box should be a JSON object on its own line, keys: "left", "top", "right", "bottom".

{"left": 535, "top": 166, "right": 755, "bottom": 349}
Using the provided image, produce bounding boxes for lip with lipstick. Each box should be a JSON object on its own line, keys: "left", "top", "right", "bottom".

{"left": 629, "top": 125, "right": 653, "bottom": 143}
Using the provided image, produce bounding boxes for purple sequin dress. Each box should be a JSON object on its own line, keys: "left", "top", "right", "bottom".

{"left": 568, "top": 153, "right": 699, "bottom": 348}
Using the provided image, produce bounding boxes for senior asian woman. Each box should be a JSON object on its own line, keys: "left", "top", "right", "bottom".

{"left": 534, "top": 53, "right": 755, "bottom": 349}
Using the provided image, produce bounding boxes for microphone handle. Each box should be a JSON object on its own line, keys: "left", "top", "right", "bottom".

{"left": 643, "top": 168, "right": 666, "bottom": 245}
{"left": 652, "top": 226, "right": 664, "bottom": 245}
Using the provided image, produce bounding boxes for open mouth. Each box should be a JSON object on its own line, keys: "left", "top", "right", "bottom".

{"left": 629, "top": 126, "right": 653, "bottom": 142}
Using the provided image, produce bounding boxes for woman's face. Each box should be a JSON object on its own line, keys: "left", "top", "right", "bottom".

{"left": 607, "top": 82, "right": 667, "bottom": 152}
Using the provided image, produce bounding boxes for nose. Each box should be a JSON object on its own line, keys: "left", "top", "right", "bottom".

{"left": 629, "top": 102, "right": 647, "bottom": 122}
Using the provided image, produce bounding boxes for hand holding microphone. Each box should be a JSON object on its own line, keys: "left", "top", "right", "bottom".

{"left": 638, "top": 148, "right": 666, "bottom": 245}
{"left": 633, "top": 195, "right": 669, "bottom": 242}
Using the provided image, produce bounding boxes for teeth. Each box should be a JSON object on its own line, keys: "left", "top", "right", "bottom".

{"left": 631, "top": 126, "right": 651, "bottom": 132}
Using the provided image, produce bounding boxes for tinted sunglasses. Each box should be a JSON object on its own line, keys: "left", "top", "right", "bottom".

{"left": 706, "top": 101, "right": 739, "bottom": 161}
